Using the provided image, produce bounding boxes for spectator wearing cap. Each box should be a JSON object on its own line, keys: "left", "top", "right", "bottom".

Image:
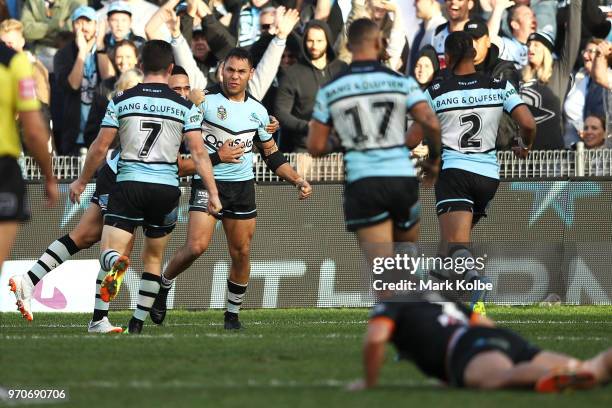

{"left": 101, "top": 1, "right": 145, "bottom": 55}
{"left": 520, "top": 0, "right": 582, "bottom": 150}
{"left": 464, "top": 19, "right": 519, "bottom": 87}
{"left": 487, "top": 0, "right": 538, "bottom": 69}
{"left": 96, "top": 0, "right": 170, "bottom": 40}
{"left": 53, "top": 5, "right": 101, "bottom": 155}
{"left": 563, "top": 39, "right": 612, "bottom": 147}
{"left": 20, "top": 0, "right": 85, "bottom": 72}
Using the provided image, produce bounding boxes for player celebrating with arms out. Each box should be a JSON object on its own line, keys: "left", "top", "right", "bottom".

{"left": 151, "top": 48, "right": 312, "bottom": 330}
{"left": 307, "top": 18, "right": 441, "bottom": 270}
{"left": 425, "top": 31, "right": 536, "bottom": 314}
{"left": 70, "top": 40, "right": 221, "bottom": 334}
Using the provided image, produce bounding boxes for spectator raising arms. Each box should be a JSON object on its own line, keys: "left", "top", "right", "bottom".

{"left": 563, "top": 39, "right": 612, "bottom": 147}
{"left": 487, "top": 0, "right": 538, "bottom": 69}
{"left": 337, "top": 0, "right": 407, "bottom": 71}
{"left": 519, "top": 0, "right": 582, "bottom": 150}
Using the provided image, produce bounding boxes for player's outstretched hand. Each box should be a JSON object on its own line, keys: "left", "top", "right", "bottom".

{"left": 346, "top": 379, "right": 367, "bottom": 391}
{"left": 44, "top": 177, "right": 59, "bottom": 207}
{"left": 512, "top": 137, "right": 530, "bottom": 159}
{"left": 266, "top": 116, "right": 280, "bottom": 134}
{"left": 218, "top": 139, "right": 244, "bottom": 163}
{"left": 418, "top": 157, "right": 440, "bottom": 187}
{"left": 296, "top": 178, "right": 312, "bottom": 200}
{"left": 69, "top": 180, "right": 86, "bottom": 204}
{"left": 208, "top": 193, "right": 223, "bottom": 215}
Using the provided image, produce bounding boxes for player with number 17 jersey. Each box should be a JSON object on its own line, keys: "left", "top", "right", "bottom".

{"left": 311, "top": 60, "right": 433, "bottom": 232}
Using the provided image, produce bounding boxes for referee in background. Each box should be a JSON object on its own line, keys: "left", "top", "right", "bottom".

{"left": 2, "top": 40, "right": 57, "bottom": 315}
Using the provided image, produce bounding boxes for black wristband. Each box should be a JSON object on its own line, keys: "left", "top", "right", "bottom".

{"left": 263, "top": 150, "right": 288, "bottom": 172}
{"left": 210, "top": 152, "right": 221, "bottom": 165}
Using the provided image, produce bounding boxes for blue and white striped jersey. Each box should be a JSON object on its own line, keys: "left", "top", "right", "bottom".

{"left": 312, "top": 61, "right": 426, "bottom": 183}
{"left": 101, "top": 83, "right": 202, "bottom": 186}
{"left": 425, "top": 72, "right": 525, "bottom": 179}
{"left": 197, "top": 85, "right": 271, "bottom": 182}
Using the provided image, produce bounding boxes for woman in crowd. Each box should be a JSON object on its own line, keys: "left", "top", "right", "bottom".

{"left": 563, "top": 38, "right": 611, "bottom": 147}
{"left": 519, "top": 0, "right": 582, "bottom": 150}
{"left": 84, "top": 40, "right": 139, "bottom": 146}
{"left": 413, "top": 45, "right": 440, "bottom": 89}
{"left": 581, "top": 114, "right": 608, "bottom": 150}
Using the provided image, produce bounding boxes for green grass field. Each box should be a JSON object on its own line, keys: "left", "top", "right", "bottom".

{"left": 1, "top": 307, "right": 611, "bottom": 407}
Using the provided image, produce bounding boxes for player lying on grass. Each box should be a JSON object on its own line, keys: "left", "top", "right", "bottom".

{"left": 351, "top": 292, "right": 611, "bottom": 392}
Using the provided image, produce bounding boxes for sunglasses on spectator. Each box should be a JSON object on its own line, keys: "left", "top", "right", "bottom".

{"left": 261, "top": 24, "right": 272, "bottom": 31}
{"left": 583, "top": 48, "right": 599, "bottom": 55}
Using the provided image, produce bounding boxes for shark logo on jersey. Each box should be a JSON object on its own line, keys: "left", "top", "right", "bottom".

{"left": 217, "top": 106, "right": 228, "bottom": 120}
{"left": 520, "top": 86, "right": 555, "bottom": 124}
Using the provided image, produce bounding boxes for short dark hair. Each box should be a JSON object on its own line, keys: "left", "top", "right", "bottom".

{"left": 171, "top": 65, "right": 187, "bottom": 76}
{"left": 347, "top": 18, "right": 379, "bottom": 48}
{"left": 224, "top": 47, "right": 253, "bottom": 68}
{"left": 141, "top": 40, "right": 174, "bottom": 75}
{"left": 444, "top": 31, "right": 476, "bottom": 71}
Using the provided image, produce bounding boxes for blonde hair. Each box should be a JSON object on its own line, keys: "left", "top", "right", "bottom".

{"left": 110, "top": 68, "right": 144, "bottom": 99}
{"left": 0, "top": 19, "right": 23, "bottom": 35}
{"left": 522, "top": 46, "right": 553, "bottom": 84}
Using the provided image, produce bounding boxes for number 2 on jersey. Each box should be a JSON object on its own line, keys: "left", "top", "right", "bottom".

{"left": 458, "top": 113, "right": 482, "bottom": 150}
{"left": 139, "top": 120, "right": 162, "bottom": 158}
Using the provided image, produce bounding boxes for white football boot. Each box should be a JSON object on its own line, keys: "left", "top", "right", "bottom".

{"left": 88, "top": 317, "right": 124, "bottom": 334}
{"left": 8, "top": 274, "right": 35, "bottom": 321}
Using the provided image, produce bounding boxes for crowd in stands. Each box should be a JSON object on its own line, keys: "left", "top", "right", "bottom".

{"left": 0, "top": 0, "right": 610, "bottom": 155}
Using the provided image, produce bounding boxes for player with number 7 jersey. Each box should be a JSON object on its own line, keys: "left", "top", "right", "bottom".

{"left": 70, "top": 41, "right": 221, "bottom": 334}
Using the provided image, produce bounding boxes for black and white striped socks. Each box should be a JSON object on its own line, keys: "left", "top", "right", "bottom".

{"left": 133, "top": 272, "right": 161, "bottom": 322}
{"left": 226, "top": 280, "right": 248, "bottom": 314}
{"left": 28, "top": 234, "right": 80, "bottom": 285}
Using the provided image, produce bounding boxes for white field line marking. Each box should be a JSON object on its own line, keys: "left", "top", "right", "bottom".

{"left": 60, "top": 378, "right": 440, "bottom": 389}
{"left": 0, "top": 333, "right": 362, "bottom": 340}
{"left": 535, "top": 336, "right": 610, "bottom": 341}
{"left": 3, "top": 319, "right": 612, "bottom": 329}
